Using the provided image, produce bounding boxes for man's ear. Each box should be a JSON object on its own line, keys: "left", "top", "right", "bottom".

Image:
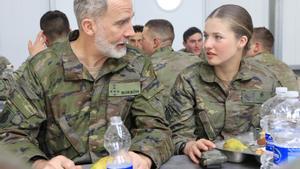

{"left": 253, "top": 42, "right": 262, "bottom": 55}
{"left": 81, "top": 18, "right": 96, "bottom": 36}
{"left": 153, "top": 38, "right": 161, "bottom": 49}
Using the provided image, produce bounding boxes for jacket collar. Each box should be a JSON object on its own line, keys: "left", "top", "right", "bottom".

{"left": 200, "top": 59, "right": 254, "bottom": 83}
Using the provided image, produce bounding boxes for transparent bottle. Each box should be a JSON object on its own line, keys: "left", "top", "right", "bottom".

{"left": 260, "top": 87, "right": 287, "bottom": 169}
{"left": 104, "top": 116, "right": 132, "bottom": 169}
{"left": 271, "top": 91, "right": 300, "bottom": 167}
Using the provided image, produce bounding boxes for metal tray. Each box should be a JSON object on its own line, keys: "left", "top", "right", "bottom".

{"left": 215, "top": 140, "right": 261, "bottom": 163}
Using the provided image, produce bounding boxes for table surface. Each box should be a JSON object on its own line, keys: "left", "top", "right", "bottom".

{"left": 82, "top": 155, "right": 260, "bottom": 169}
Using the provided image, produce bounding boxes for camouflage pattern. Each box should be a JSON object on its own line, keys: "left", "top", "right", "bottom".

{"left": 0, "top": 32, "right": 173, "bottom": 168}
{"left": 166, "top": 59, "right": 280, "bottom": 154}
{"left": 0, "top": 56, "right": 10, "bottom": 76}
{"left": 246, "top": 52, "right": 298, "bottom": 91}
{"left": 0, "top": 56, "right": 14, "bottom": 101}
{"left": 178, "top": 48, "right": 206, "bottom": 60}
{"left": 151, "top": 46, "right": 200, "bottom": 105}
{"left": 0, "top": 144, "right": 30, "bottom": 169}
{"left": 14, "top": 37, "right": 69, "bottom": 80}
{"left": 0, "top": 79, "right": 13, "bottom": 100}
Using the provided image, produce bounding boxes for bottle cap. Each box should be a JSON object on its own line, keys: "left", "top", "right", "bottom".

{"left": 110, "top": 116, "right": 123, "bottom": 125}
{"left": 275, "top": 87, "right": 288, "bottom": 95}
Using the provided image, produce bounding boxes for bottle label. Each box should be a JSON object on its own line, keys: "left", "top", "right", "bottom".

{"left": 107, "top": 163, "right": 133, "bottom": 169}
{"left": 265, "top": 133, "right": 274, "bottom": 151}
{"left": 273, "top": 145, "right": 300, "bottom": 165}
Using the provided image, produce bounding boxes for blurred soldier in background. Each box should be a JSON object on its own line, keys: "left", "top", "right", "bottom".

{"left": 246, "top": 27, "right": 298, "bottom": 90}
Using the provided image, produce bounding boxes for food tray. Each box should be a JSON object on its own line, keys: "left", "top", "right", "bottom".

{"left": 215, "top": 140, "right": 261, "bottom": 163}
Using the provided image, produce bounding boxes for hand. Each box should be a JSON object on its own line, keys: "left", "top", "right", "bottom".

{"left": 32, "top": 155, "right": 82, "bottom": 169}
{"left": 183, "top": 139, "right": 216, "bottom": 164}
{"left": 28, "top": 31, "right": 47, "bottom": 57}
{"left": 128, "top": 151, "right": 152, "bottom": 169}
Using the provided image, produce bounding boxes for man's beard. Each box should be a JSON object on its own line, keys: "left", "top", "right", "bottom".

{"left": 95, "top": 32, "right": 127, "bottom": 59}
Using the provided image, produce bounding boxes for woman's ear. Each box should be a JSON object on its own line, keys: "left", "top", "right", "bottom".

{"left": 239, "top": 35, "right": 248, "bottom": 49}
{"left": 81, "top": 18, "right": 97, "bottom": 36}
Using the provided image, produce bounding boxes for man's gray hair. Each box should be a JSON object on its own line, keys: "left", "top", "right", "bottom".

{"left": 73, "top": 0, "right": 108, "bottom": 28}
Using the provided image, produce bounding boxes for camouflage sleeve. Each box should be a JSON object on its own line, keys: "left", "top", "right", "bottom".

{"left": 166, "top": 73, "right": 197, "bottom": 155}
{"left": 0, "top": 61, "right": 47, "bottom": 162}
{"left": 0, "top": 79, "right": 11, "bottom": 100}
{"left": 129, "top": 57, "right": 174, "bottom": 168}
{"left": 14, "top": 58, "right": 30, "bottom": 80}
{"left": 274, "top": 65, "right": 298, "bottom": 91}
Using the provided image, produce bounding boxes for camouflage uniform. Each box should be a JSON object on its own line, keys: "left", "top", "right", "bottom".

{"left": 178, "top": 48, "right": 206, "bottom": 60}
{"left": 246, "top": 52, "right": 298, "bottom": 91}
{"left": 151, "top": 46, "right": 200, "bottom": 104}
{"left": 0, "top": 56, "right": 12, "bottom": 101}
{"left": 166, "top": 59, "right": 279, "bottom": 154}
{"left": 0, "top": 31, "right": 173, "bottom": 168}
{"left": 0, "top": 56, "right": 10, "bottom": 76}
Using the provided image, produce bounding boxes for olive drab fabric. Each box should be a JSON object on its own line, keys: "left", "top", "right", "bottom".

{"left": 0, "top": 56, "right": 10, "bottom": 76}
{"left": 166, "top": 59, "right": 280, "bottom": 154}
{"left": 246, "top": 52, "right": 299, "bottom": 91}
{"left": 151, "top": 46, "right": 200, "bottom": 105}
{"left": 0, "top": 31, "right": 173, "bottom": 168}
{"left": 0, "top": 56, "right": 13, "bottom": 100}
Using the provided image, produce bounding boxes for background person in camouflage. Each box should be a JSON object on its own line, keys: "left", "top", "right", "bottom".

{"left": 141, "top": 19, "right": 200, "bottom": 105}
{"left": 28, "top": 10, "right": 71, "bottom": 57}
{"left": 0, "top": 56, "right": 11, "bottom": 76}
{"left": 0, "top": 0, "right": 173, "bottom": 169}
{"left": 128, "top": 25, "right": 143, "bottom": 50}
{"left": 246, "top": 27, "right": 298, "bottom": 90}
{"left": 15, "top": 10, "right": 72, "bottom": 79}
{"left": 164, "top": 4, "right": 280, "bottom": 166}
{"left": 179, "top": 27, "right": 204, "bottom": 57}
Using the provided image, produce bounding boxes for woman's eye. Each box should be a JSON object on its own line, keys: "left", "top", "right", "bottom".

{"left": 215, "top": 35, "right": 222, "bottom": 40}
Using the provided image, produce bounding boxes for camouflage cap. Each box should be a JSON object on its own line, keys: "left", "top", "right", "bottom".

{"left": 0, "top": 56, "right": 11, "bottom": 75}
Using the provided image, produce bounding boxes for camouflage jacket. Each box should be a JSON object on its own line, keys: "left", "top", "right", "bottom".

{"left": 178, "top": 48, "right": 206, "bottom": 60}
{"left": 151, "top": 46, "right": 200, "bottom": 105}
{"left": 0, "top": 56, "right": 10, "bottom": 76}
{"left": 246, "top": 53, "right": 298, "bottom": 91}
{"left": 166, "top": 59, "right": 279, "bottom": 154}
{"left": 0, "top": 37, "right": 173, "bottom": 168}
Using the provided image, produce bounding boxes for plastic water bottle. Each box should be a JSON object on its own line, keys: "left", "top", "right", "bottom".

{"left": 0, "top": 64, "right": 14, "bottom": 112}
{"left": 104, "top": 116, "right": 133, "bottom": 169}
{"left": 271, "top": 91, "right": 300, "bottom": 167}
{"left": 260, "top": 87, "right": 287, "bottom": 169}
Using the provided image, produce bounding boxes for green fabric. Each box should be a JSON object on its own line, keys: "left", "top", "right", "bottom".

{"left": 166, "top": 59, "right": 280, "bottom": 154}
{"left": 151, "top": 46, "right": 201, "bottom": 105}
{"left": 0, "top": 32, "right": 173, "bottom": 168}
{"left": 246, "top": 52, "right": 298, "bottom": 91}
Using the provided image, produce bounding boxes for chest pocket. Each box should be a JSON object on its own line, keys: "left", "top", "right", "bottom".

{"left": 241, "top": 89, "right": 273, "bottom": 105}
{"left": 223, "top": 89, "right": 273, "bottom": 134}
{"left": 107, "top": 80, "right": 141, "bottom": 122}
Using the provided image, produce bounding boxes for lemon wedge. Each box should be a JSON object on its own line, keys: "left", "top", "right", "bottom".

{"left": 223, "top": 138, "right": 248, "bottom": 152}
{"left": 91, "top": 156, "right": 112, "bottom": 169}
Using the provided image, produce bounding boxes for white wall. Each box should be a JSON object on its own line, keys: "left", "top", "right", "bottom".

{"left": 0, "top": 0, "right": 50, "bottom": 68}
{"left": 133, "top": 0, "right": 269, "bottom": 51}
{"left": 281, "top": 0, "right": 300, "bottom": 68}
{"left": 2, "top": 0, "right": 299, "bottom": 69}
